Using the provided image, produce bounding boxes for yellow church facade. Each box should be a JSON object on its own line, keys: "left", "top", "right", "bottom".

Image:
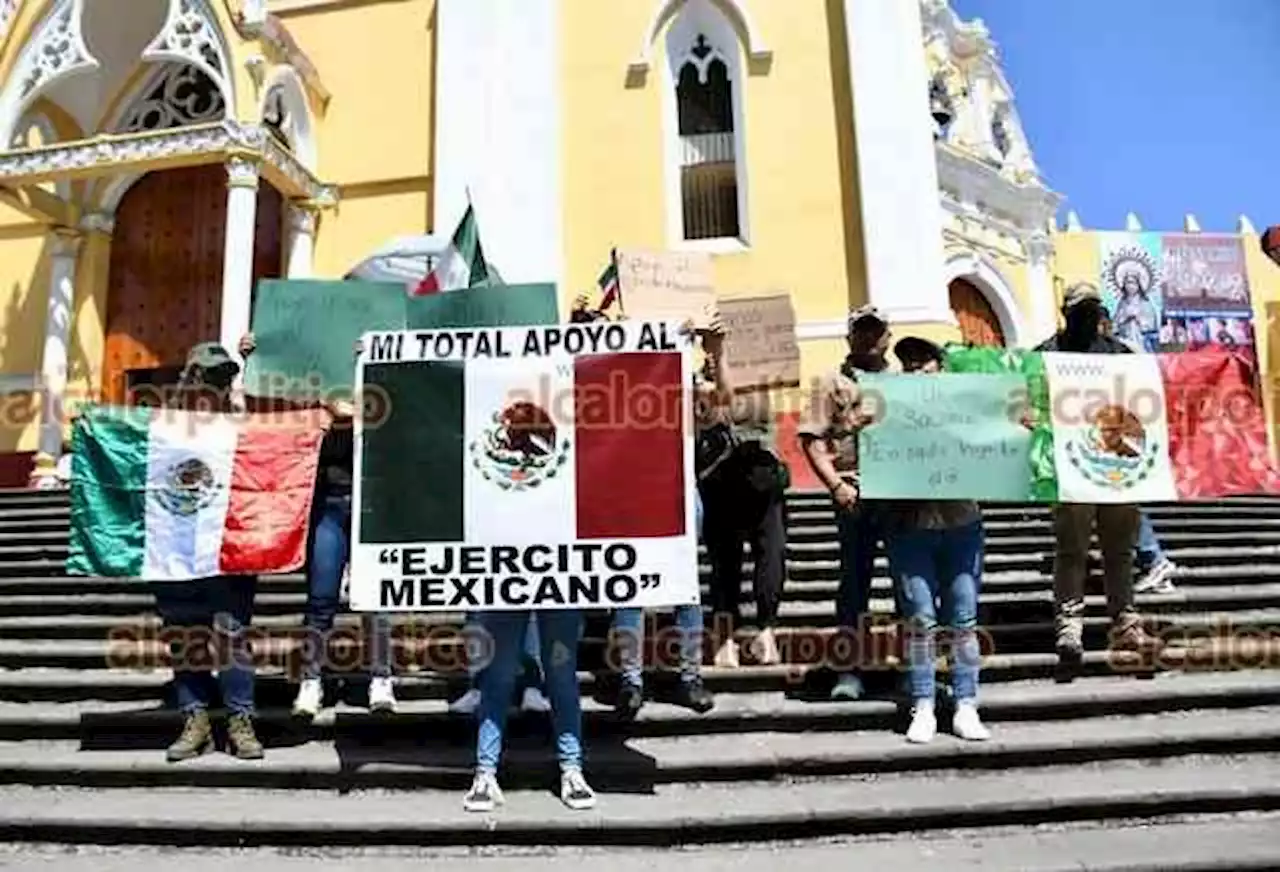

{"left": 0, "top": 0, "right": 1274, "bottom": 485}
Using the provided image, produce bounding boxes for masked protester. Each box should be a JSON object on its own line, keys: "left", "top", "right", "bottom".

{"left": 797, "top": 305, "right": 888, "bottom": 700}
{"left": 1098, "top": 312, "right": 1179, "bottom": 595}
{"left": 885, "top": 337, "right": 989, "bottom": 743}
{"left": 1034, "top": 284, "right": 1158, "bottom": 680}
{"left": 237, "top": 334, "right": 398, "bottom": 718}
{"left": 158, "top": 343, "right": 263, "bottom": 761}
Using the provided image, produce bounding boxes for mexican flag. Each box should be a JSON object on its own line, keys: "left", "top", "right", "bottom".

{"left": 67, "top": 406, "right": 328, "bottom": 580}
{"left": 413, "top": 204, "right": 488, "bottom": 295}
{"left": 358, "top": 350, "right": 688, "bottom": 545}
{"left": 945, "top": 346, "right": 1279, "bottom": 502}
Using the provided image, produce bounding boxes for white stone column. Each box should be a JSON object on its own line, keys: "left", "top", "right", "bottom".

{"left": 1025, "top": 231, "right": 1058, "bottom": 344}
{"left": 36, "top": 228, "right": 81, "bottom": 469}
{"left": 285, "top": 202, "right": 317, "bottom": 279}
{"left": 843, "top": 0, "right": 954, "bottom": 325}
{"left": 220, "top": 157, "right": 260, "bottom": 363}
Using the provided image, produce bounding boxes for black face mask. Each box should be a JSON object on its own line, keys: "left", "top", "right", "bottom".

{"left": 1063, "top": 305, "right": 1101, "bottom": 349}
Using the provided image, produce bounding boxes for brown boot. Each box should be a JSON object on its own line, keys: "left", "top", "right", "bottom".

{"left": 226, "top": 713, "right": 264, "bottom": 759}
{"left": 166, "top": 710, "right": 212, "bottom": 762}
{"left": 1110, "top": 617, "right": 1159, "bottom": 653}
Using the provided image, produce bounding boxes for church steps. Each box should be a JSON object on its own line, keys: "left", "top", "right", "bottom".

{"left": 0, "top": 708, "right": 1278, "bottom": 793}
{"left": 0, "top": 672, "right": 1275, "bottom": 743}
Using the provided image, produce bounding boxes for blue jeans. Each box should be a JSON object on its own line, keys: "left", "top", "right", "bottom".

{"left": 835, "top": 505, "right": 881, "bottom": 673}
{"left": 613, "top": 490, "right": 704, "bottom": 687}
{"left": 475, "top": 610, "right": 584, "bottom": 773}
{"left": 1135, "top": 510, "right": 1164, "bottom": 571}
{"left": 303, "top": 493, "right": 391, "bottom": 679}
{"left": 152, "top": 576, "right": 257, "bottom": 716}
{"left": 464, "top": 612, "right": 543, "bottom": 684}
{"left": 885, "top": 521, "right": 984, "bottom": 702}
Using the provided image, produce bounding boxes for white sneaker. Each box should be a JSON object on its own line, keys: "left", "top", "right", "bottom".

{"left": 906, "top": 700, "right": 937, "bottom": 744}
{"left": 713, "top": 639, "right": 740, "bottom": 668}
{"left": 751, "top": 627, "right": 781, "bottom": 665}
{"left": 830, "top": 673, "right": 864, "bottom": 701}
{"left": 449, "top": 687, "right": 482, "bottom": 715}
{"left": 560, "top": 768, "right": 597, "bottom": 811}
{"left": 292, "top": 677, "right": 323, "bottom": 719}
{"left": 952, "top": 700, "right": 991, "bottom": 741}
{"left": 521, "top": 686, "right": 552, "bottom": 713}
{"left": 463, "top": 771, "right": 504, "bottom": 812}
{"left": 1134, "top": 558, "right": 1178, "bottom": 594}
{"left": 369, "top": 676, "right": 397, "bottom": 714}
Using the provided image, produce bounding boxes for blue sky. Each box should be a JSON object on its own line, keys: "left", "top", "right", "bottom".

{"left": 951, "top": 0, "right": 1279, "bottom": 234}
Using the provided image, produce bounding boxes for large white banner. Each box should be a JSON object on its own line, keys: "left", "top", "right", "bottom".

{"left": 350, "top": 322, "right": 699, "bottom": 611}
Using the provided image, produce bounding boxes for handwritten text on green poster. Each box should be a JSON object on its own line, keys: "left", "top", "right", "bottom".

{"left": 858, "top": 373, "right": 1031, "bottom": 501}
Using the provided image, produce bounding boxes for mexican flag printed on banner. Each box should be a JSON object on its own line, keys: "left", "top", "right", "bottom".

{"left": 67, "top": 405, "right": 328, "bottom": 580}
{"left": 352, "top": 323, "right": 698, "bottom": 612}
{"left": 946, "top": 346, "right": 1280, "bottom": 502}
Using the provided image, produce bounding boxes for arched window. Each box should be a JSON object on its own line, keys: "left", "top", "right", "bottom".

{"left": 665, "top": 0, "right": 748, "bottom": 246}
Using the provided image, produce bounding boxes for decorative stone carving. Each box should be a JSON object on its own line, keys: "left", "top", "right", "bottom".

{"left": 0, "top": 120, "right": 337, "bottom": 204}
{"left": 49, "top": 227, "right": 81, "bottom": 259}
{"left": 0, "top": 0, "right": 18, "bottom": 45}
{"left": 1023, "top": 230, "right": 1053, "bottom": 264}
{"left": 225, "top": 155, "right": 261, "bottom": 189}
{"left": 143, "top": 0, "right": 230, "bottom": 109}
{"left": 117, "top": 64, "right": 226, "bottom": 133}
{"left": 15, "top": 0, "right": 96, "bottom": 101}
{"left": 78, "top": 212, "right": 115, "bottom": 235}
{"left": 287, "top": 204, "right": 317, "bottom": 236}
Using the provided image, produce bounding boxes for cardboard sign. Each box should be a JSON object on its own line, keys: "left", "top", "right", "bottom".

{"left": 615, "top": 248, "right": 716, "bottom": 327}
{"left": 718, "top": 294, "right": 800, "bottom": 389}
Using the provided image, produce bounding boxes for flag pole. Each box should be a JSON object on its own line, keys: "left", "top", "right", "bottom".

{"left": 610, "top": 247, "right": 624, "bottom": 317}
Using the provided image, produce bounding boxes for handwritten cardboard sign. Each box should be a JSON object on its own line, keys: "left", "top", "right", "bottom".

{"left": 857, "top": 372, "right": 1032, "bottom": 501}
{"left": 718, "top": 294, "right": 800, "bottom": 390}
{"left": 615, "top": 248, "right": 716, "bottom": 327}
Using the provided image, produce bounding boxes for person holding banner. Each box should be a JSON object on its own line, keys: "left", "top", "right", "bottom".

{"left": 463, "top": 609, "right": 594, "bottom": 812}
{"left": 608, "top": 316, "right": 722, "bottom": 717}
{"left": 886, "top": 337, "right": 990, "bottom": 743}
{"left": 1034, "top": 285, "right": 1158, "bottom": 679}
{"left": 700, "top": 326, "right": 788, "bottom": 669}
{"left": 157, "top": 343, "right": 263, "bottom": 761}
{"left": 797, "top": 305, "right": 890, "bottom": 700}
{"left": 237, "top": 334, "right": 397, "bottom": 718}
{"left": 1098, "top": 312, "right": 1179, "bottom": 596}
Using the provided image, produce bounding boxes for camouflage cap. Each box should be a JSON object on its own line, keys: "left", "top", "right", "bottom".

{"left": 1062, "top": 282, "right": 1102, "bottom": 310}
{"left": 185, "top": 342, "right": 239, "bottom": 372}
{"left": 847, "top": 304, "right": 887, "bottom": 332}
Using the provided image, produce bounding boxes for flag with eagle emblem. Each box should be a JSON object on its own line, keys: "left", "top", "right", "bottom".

{"left": 67, "top": 405, "right": 328, "bottom": 580}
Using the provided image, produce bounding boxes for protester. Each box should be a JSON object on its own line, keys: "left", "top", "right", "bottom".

{"left": 157, "top": 343, "right": 262, "bottom": 761}
{"left": 1034, "top": 284, "right": 1157, "bottom": 678}
{"left": 450, "top": 612, "right": 551, "bottom": 715}
{"left": 609, "top": 315, "right": 723, "bottom": 717}
{"left": 798, "top": 305, "right": 889, "bottom": 700}
{"left": 54, "top": 440, "right": 72, "bottom": 487}
{"left": 1098, "top": 312, "right": 1179, "bottom": 595}
{"left": 463, "top": 610, "right": 594, "bottom": 812}
{"left": 238, "top": 333, "right": 398, "bottom": 717}
{"left": 699, "top": 316, "right": 788, "bottom": 668}
{"left": 886, "top": 337, "right": 989, "bottom": 743}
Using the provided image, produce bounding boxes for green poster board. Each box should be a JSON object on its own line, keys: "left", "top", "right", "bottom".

{"left": 245, "top": 280, "right": 560, "bottom": 400}
{"left": 858, "top": 372, "right": 1033, "bottom": 501}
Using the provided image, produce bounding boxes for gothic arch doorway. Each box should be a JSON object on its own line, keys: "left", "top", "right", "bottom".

{"left": 102, "top": 165, "right": 284, "bottom": 403}
{"left": 949, "top": 278, "right": 1006, "bottom": 347}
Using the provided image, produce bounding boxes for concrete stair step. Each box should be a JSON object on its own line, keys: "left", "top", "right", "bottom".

{"left": 0, "top": 644, "right": 1275, "bottom": 704}
{"left": 0, "top": 670, "right": 1275, "bottom": 743}
{"left": 0, "top": 707, "right": 1279, "bottom": 792}
{"left": 8, "top": 584, "right": 1280, "bottom": 638}
{"left": 0, "top": 749, "right": 1277, "bottom": 849}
